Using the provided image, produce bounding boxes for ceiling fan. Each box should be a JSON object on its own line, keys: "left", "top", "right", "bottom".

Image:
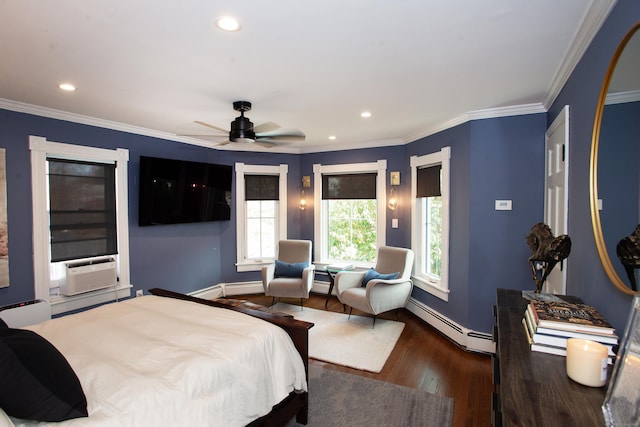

{"left": 185, "top": 101, "right": 305, "bottom": 148}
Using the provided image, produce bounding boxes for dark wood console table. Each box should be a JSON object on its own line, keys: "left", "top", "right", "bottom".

{"left": 493, "top": 288, "right": 608, "bottom": 426}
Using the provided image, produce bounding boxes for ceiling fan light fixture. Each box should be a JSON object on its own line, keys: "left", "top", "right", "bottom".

{"left": 215, "top": 16, "right": 241, "bottom": 32}
{"left": 230, "top": 115, "right": 255, "bottom": 142}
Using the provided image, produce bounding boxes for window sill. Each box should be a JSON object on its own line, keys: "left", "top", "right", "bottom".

{"left": 49, "top": 284, "right": 132, "bottom": 315}
{"left": 412, "top": 276, "right": 449, "bottom": 302}
{"left": 236, "top": 261, "right": 273, "bottom": 272}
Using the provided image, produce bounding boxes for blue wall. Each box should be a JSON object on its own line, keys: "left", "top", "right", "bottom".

{"left": 1, "top": 0, "right": 639, "bottom": 336}
{"left": 548, "top": 0, "right": 640, "bottom": 332}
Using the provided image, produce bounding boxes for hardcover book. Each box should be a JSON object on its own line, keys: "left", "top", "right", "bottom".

{"left": 521, "top": 318, "right": 615, "bottom": 360}
{"left": 523, "top": 310, "right": 617, "bottom": 355}
{"left": 529, "top": 300, "right": 615, "bottom": 335}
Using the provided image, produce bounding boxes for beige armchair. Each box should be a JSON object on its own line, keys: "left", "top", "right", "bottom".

{"left": 335, "top": 246, "right": 414, "bottom": 327}
{"left": 262, "top": 240, "right": 315, "bottom": 309}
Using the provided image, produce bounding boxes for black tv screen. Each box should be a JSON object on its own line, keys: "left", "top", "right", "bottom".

{"left": 138, "top": 156, "right": 232, "bottom": 226}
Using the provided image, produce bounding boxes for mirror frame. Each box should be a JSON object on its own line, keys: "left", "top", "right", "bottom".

{"left": 590, "top": 21, "right": 640, "bottom": 296}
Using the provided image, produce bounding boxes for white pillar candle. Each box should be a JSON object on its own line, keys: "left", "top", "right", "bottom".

{"left": 566, "top": 338, "right": 609, "bottom": 387}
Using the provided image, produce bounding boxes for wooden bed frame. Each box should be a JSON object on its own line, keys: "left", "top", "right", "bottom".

{"left": 148, "top": 288, "right": 313, "bottom": 426}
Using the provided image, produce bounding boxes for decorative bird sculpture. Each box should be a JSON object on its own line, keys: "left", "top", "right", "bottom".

{"left": 526, "top": 223, "right": 572, "bottom": 293}
{"left": 616, "top": 224, "right": 640, "bottom": 292}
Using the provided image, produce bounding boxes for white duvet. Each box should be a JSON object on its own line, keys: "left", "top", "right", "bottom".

{"left": 11, "top": 295, "right": 307, "bottom": 427}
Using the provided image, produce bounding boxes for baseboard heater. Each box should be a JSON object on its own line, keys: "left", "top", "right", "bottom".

{"left": 61, "top": 257, "right": 117, "bottom": 296}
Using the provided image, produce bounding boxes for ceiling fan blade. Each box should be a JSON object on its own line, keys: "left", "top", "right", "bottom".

{"left": 178, "top": 133, "right": 226, "bottom": 138}
{"left": 194, "top": 120, "right": 228, "bottom": 134}
{"left": 256, "top": 131, "right": 306, "bottom": 142}
{"left": 253, "top": 140, "right": 277, "bottom": 148}
{"left": 253, "top": 121, "right": 280, "bottom": 133}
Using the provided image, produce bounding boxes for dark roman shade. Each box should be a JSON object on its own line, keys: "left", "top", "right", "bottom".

{"left": 48, "top": 158, "right": 117, "bottom": 263}
{"left": 322, "top": 173, "right": 376, "bottom": 199}
{"left": 416, "top": 165, "right": 442, "bottom": 198}
{"left": 245, "top": 175, "right": 279, "bottom": 201}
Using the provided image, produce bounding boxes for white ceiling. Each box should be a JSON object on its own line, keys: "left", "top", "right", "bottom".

{"left": 0, "top": 1, "right": 616, "bottom": 153}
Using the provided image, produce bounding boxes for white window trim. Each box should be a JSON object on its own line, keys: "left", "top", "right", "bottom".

{"left": 410, "top": 146, "right": 451, "bottom": 301}
{"left": 312, "top": 160, "right": 387, "bottom": 267}
{"left": 235, "top": 163, "right": 288, "bottom": 272}
{"left": 29, "top": 135, "right": 131, "bottom": 315}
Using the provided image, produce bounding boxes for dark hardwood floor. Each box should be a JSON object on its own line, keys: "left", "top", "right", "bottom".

{"left": 233, "top": 292, "right": 493, "bottom": 427}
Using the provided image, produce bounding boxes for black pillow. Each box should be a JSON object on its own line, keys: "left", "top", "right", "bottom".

{"left": 0, "top": 327, "right": 88, "bottom": 421}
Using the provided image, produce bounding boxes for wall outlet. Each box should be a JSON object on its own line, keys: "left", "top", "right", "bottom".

{"left": 136, "top": 290, "right": 143, "bottom": 297}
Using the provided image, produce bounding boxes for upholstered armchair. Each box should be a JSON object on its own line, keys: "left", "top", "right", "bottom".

{"left": 335, "top": 246, "right": 414, "bottom": 327}
{"left": 262, "top": 240, "right": 315, "bottom": 309}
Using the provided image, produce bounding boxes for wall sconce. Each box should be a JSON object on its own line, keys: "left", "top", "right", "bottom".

{"left": 300, "top": 176, "right": 311, "bottom": 210}
{"left": 388, "top": 171, "right": 400, "bottom": 210}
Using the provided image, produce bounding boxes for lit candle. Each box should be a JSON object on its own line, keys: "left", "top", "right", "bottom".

{"left": 566, "top": 338, "right": 609, "bottom": 387}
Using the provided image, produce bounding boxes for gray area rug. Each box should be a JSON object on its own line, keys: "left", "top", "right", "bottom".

{"left": 287, "top": 364, "right": 454, "bottom": 427}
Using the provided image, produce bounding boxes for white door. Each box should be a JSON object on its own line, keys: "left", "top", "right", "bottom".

{"left": 543, "top": 106, "right": 570, "bottom": 294}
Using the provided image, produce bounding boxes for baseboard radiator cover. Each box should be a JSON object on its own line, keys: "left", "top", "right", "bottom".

{"left": 188, "top": 285, "right": 224, "bottom": 300}
{"left": 61, "top": 258, "right": 117, "bottom": 296}
{"left": 406, "top": 298, "right": 495, "bottom": 354}
{"left": 198, "top": 281, "right": 495, "bottom": 353}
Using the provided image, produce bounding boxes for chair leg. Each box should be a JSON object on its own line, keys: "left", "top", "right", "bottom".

{"left": 372, "top": 315, "right": 377, "bottom": 329}
{"left": 348, "top": 307, "right": 353, "bottom": 320}
{"left": 300, "top": 298, "right": 304, "bottom": 311}
{"left": 271, "top": 297, "right": 276, "bottom": 307}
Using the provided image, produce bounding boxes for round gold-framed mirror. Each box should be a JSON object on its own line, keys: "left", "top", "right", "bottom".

{"left": 590, "top": 21, "right": 640, "bottom": 295}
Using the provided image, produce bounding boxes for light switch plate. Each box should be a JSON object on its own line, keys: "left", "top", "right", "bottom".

{"left": 495, "top": 200, "right": 512, "bottom": 211}
{"left": 392, "top": 218, "right": 398, "bottom": 228}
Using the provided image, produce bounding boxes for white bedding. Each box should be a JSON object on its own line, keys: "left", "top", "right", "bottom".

{"left": 11, "top": 295, "right": 307, "bottom": 427}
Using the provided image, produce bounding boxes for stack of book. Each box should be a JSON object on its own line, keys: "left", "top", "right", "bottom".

{"left": 522, "top": 298, "right": 618, "bottom": 360}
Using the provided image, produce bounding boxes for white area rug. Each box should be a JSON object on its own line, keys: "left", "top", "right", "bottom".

{"left": 271, "top": 303, "right": 405, "bottom": 373}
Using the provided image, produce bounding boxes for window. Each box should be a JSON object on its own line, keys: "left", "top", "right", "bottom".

{"left": 48, "top": 159, "right": 117, "bottom": 262}
{"left": 235, "top": 163, "right": 288, "bottom": 271}
{"left": 30, "top": 136, "right": 131, "bottom": 314}
{"left": 411, "top": 147, "right": 450, "bottom": 301}
{"left": 313, "top": 160, "right": 387, "bottom": 266}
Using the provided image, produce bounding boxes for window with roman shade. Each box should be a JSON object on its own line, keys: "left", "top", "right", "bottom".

{"left": 410, "top": 147, "right": 451, "bottom": 301}
{"left": 48, "top": 158, "right": 117, "bottom": 262}
{"left": 235, "top": 163, "right": 288, "bottom": 271}
{"left": 313, "top": 160, "right": 387, "bottom": 265}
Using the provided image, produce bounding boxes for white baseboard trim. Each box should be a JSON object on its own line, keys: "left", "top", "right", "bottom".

{"left": 192, "top": 282, "right": 495, "bottom": 354}
{"left": 406, "top": 297, "right": 495, "bottom": 354}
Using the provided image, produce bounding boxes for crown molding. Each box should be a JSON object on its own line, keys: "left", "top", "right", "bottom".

{"left": 0, "top": 98, "right": 225, "bottom": 151}
{"left": 606, "top": 89, "right": 640, "bottom": 105}
{"left": 404, "top": 103, "right": 547, "bottom": 144}
{"left": 543, "top": 0, "right": 617, "bottom": 109}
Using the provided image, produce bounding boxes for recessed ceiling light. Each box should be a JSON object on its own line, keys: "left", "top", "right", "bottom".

{"left": 59, "top": 83, "right": 76, "bottom": 91}
{"left": 360, "top": 111, "right": 372, "bottom": 118}
{"left": 329, "top": 135, "right": 336, "bottom": 140}
{"left": 215, "top": 16, "right": 241, "bottom": 32}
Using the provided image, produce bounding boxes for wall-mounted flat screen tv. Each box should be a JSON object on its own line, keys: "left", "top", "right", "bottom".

{"left": 138, "top": 156, "right": 232, "bottom": 226}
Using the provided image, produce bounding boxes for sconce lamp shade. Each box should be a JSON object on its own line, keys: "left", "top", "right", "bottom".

{"left": 388, "top": 187, "right": 398, "bottom": 210}
{"left": 300, "top": 189, "right": 307, "bottom": 210}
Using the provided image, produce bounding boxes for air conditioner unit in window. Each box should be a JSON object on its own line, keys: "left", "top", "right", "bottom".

{"left": 61, "top": 258, "right": 117, "bottom": 296}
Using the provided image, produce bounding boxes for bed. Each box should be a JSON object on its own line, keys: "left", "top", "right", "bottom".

{"left": 0, "top": 288, "right": 313, "bottom": 427}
